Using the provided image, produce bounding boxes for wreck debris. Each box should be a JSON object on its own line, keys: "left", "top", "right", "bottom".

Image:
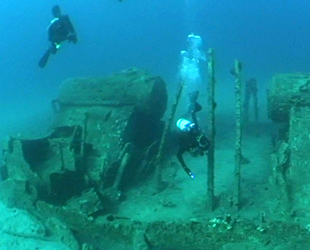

{"left": 1, "top": 68, "right": 167, "bottom": 209}
{"left": 65, "top": 188, "right": 103, "bottom": 217}
{"left": 81, "top": 243, "right": 94, "bottom": 250}
{"left": 267, "top": 73, "right": 310, "bottom": 223}
{"left": 267, "top": 73, "right": 310, "bottom": 122}
{"left": 133, "top": 229, "right": 149, "bottom": 250}
{"left": 100, "top": 143, "right": 132, "bottom": 205}
{"left": 31, "top": 198, "right": 310, "bottom": 250}
{"left": 44, "top": 216, "right": 80, "bottom": 250}
{"left": 287, "top": 106, "right": 310, "bottom": 222}
{"left": 270, "top": 141, "right": 290, "bottom": 216}
{"left": 3, "top": 67, "right": 310, "bottom": 249}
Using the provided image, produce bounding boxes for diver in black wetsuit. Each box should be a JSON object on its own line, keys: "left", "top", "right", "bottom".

{"left": 176, "top": 91, "right": 210, "bottom": 178}
{"left": 38, "top": 5, "right": 77, "bottom": 68}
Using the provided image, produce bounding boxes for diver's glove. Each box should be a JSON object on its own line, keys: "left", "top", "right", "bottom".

{"left": 188, "top": 172, "right": 195, "bottom": 179}
{"left": 184, "top": 167, "right": 195, "bottom": 179}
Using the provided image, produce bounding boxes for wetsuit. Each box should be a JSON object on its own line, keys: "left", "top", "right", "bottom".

{"left": 176, "top": 103, "right": 210, "bottom": 178}
{"left": 47, "top": 15, "right": 77, "bottom": 54}
{"left": 38, "top": 6, "right": 77, "bottom": 68}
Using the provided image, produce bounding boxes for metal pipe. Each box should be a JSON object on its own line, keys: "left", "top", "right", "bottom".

{"left": 207, "top": 48, "right": 216, "bottom": 211}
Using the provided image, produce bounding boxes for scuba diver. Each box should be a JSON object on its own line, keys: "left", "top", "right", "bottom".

{"left": 176, "top": 91, "right": 210, "bottom": 179}
{"left": 38, "top": 5, "right": 77, "bottom": 68}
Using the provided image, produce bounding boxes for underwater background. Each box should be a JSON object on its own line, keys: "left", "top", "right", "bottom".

{"left": 2, "top": 1, "right": 310, "bottom": 249}
{"left": 1, "top": 0, "right": 310, "bottom": 145}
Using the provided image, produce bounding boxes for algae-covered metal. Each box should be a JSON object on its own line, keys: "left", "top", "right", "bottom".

{"left": 1, "top": 68, "right": 168, "bottom": 209}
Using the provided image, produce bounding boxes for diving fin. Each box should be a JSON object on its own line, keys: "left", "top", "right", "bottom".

{"left": 38, "top": 49, "right": 51, "bottom": 68}
{"left": 187, "top": 102, "right": 202, "bottom": 114}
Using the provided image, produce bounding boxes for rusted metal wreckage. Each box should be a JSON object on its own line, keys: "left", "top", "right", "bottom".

{"left": 2, "top": 69, "right": 310, "bottom": 249}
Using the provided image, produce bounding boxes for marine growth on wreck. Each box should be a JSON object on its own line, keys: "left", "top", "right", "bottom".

{"left": 2, "top": 67, "right": 310, "bottom": 250}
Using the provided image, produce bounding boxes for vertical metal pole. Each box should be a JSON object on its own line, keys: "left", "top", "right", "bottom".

{"left": 207, "top": 49, "right": 216, "bottom": 211}
{"left": 253, "top": 84, "right": 259, "bottom": 137}
{"left": 155, "top": 82, "right": 184, "bottom": 191}
{"left": 234, "top": 59, "right": 242, "bottom": 210}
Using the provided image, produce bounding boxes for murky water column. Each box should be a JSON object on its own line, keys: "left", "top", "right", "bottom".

{"left": 180, "top": 0, "right": 206, "bottom": 95}
{"left": 184, "top": 0, "right": 198, "bottom": 34}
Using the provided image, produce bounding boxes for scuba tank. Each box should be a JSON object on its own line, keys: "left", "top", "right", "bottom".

{"left": 176, "top": 118, "right": 194, "bottom": 132}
